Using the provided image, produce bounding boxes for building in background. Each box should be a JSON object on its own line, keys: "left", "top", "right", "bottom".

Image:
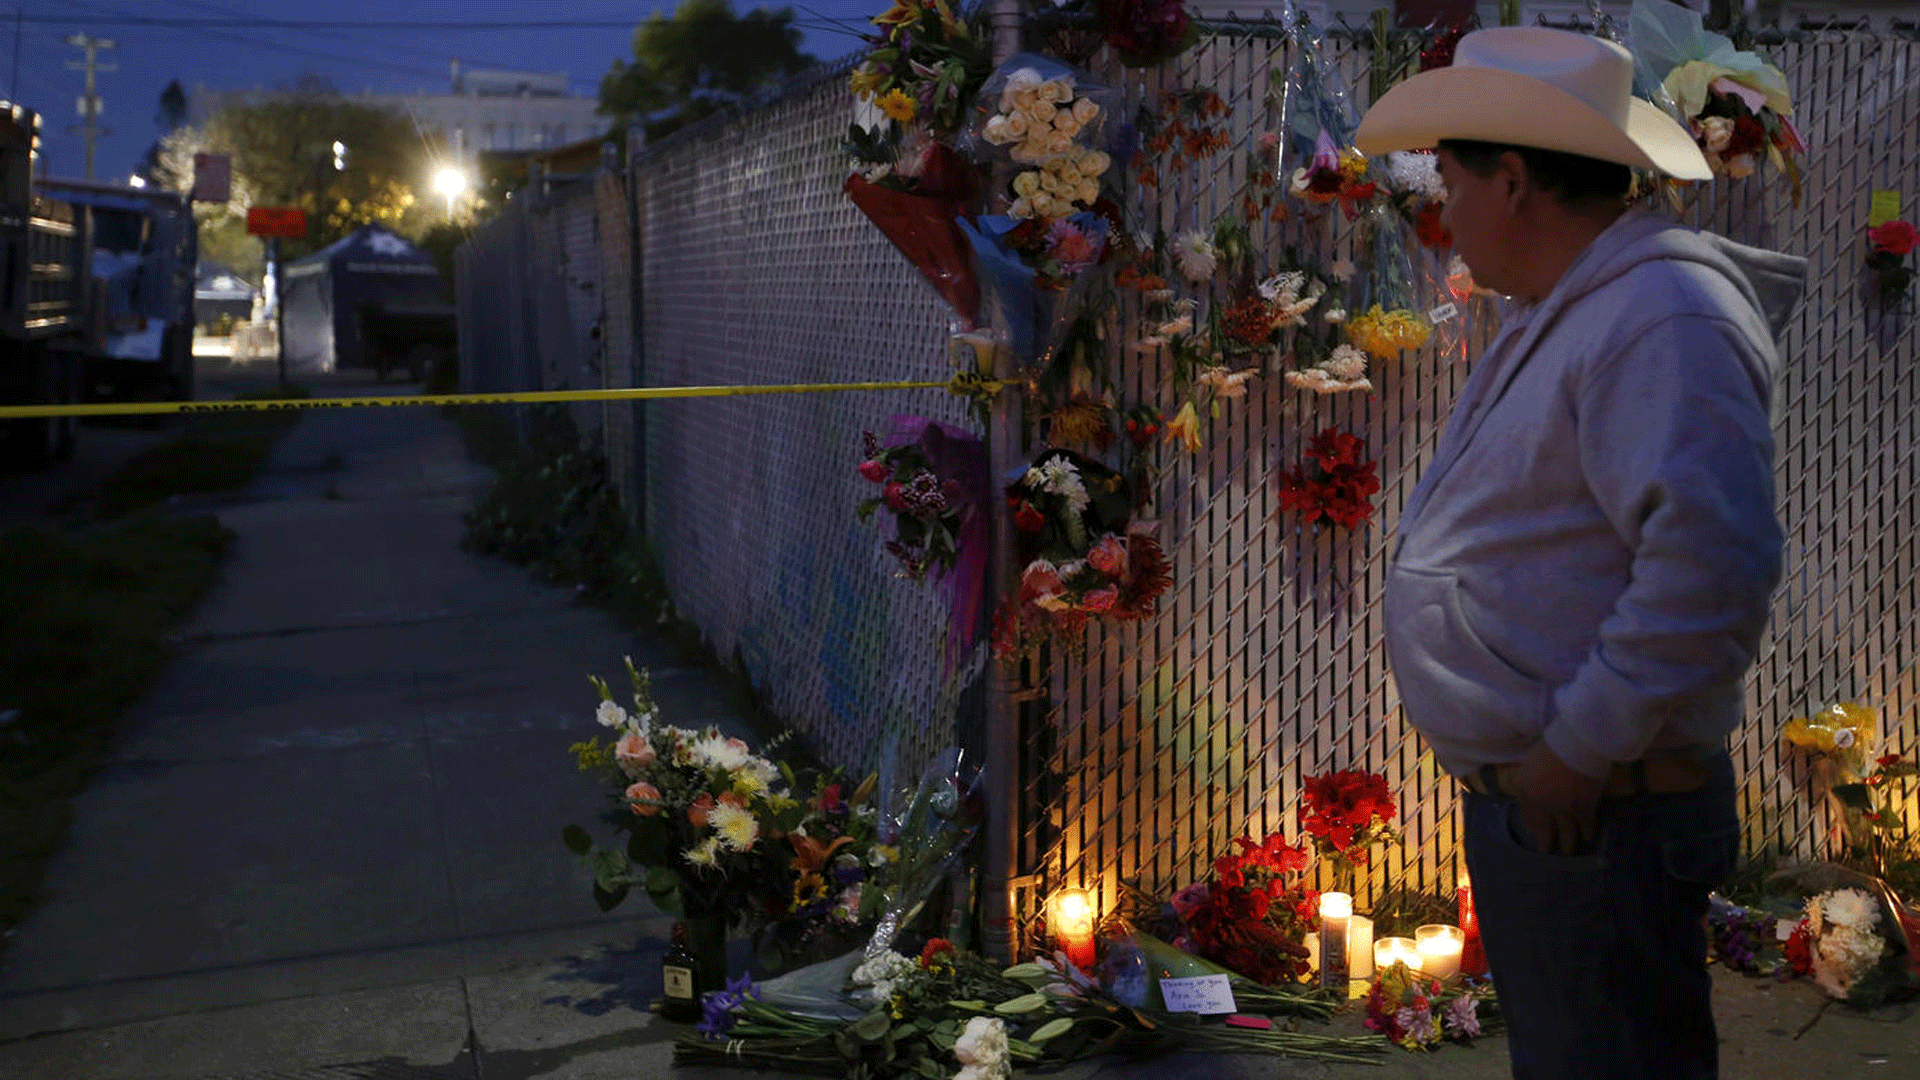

{"left": 1190, "top": 0, "right": 1917, "bottom": 30}
{"left": 190, "top": 60, "right": 608, "bottom": 165}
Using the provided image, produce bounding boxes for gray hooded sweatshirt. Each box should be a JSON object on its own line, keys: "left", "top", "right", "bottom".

{"left": 1383, "top": 210, "right": 1807, "bottom": 780}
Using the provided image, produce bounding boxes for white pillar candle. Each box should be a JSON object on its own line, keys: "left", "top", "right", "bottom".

{"left": 1416, "top": 924, "right": 1465, "bottom": 980}
{"left": 1349, "top": 915, "right": 1374, "bottom": 980}
{"left": 1318, "top": 892, "right": 1351, "bottom": 991}
{"left": 1373, "top": 936, "right": 1421, "bottom": 975}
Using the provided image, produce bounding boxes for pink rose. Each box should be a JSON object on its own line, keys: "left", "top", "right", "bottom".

{"left": 615, "top": 732, "right": 655, "bottom": 772}
{"left": 1080, "top": 585, "right": 1119, "bottom": 613}
{"left": 1086, "top": 534, "right": 1128, "bottom": 577}
{"left": 858, "top": 459, "right": 889, "bottom": 482}
{"left": 625, "top": 781, "right": 663, "bottom": 816}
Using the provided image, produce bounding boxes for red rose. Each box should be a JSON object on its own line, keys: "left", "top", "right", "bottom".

{"left": 1870, "top": 219, "right": 1918, "bottom": 256}
{"left": 858, "top": 459, "right": 889, "bottom": 483}
{"left": 883, "top": 482, "right": 908, "bottom": 510}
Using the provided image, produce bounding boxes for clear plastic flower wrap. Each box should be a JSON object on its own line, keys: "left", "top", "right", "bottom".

{"left": 1344, "top": 204, "right": 1433, "bottom": 362}
{"left": 961, "top": 53, "right": 1114, "bottom": 171}
{"left": 754, "top": 746, "right": 983, "bottom": 1020}
{"left": 1274, "top": 18, "right": 1364, "bottom": 202}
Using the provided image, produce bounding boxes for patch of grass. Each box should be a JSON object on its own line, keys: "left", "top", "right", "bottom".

{"left": 0, "top": 516, "right": 234, "bottom": 947}
{"left": 94, "top": 385, "right": 311, "bottom": 516}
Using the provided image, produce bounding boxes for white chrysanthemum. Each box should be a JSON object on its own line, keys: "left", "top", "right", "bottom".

{"left": 691, "top": 735, "right": 753, "bottom": 774}
{"left": 1821, "top": 888, "right": 1882, "bottom": 932}
{"left": 1387, "top": 151, "right": 1446, "bottom": 200}
{"left": 709, "top": 802, "right": 760, "bottom": 851}
{"left": 1173, "top": 230, "right": 1217, "bottom": 283}
{"left": 595, "top": 700, "right": 629, "bottom": 729}
{"left": 1036, "top": 458, "right": 1089, "bottom": 514}
{"left": 1325, "top": 344, "right": 1369, "bottom": 382}
{"left": 1324, "top": 307, "right": 1347, "bottom": 323}
{"left": 1258, "top": 270, "right": 1307, "bottom": 302}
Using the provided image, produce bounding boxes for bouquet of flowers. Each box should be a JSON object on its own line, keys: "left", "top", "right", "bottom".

{"left": 1364, "top": 962, "right": 1501, "bottom": 1051}
{"left": 1867, "top": 219, "right": 1917, "bottom": 309}
{"left": 846, "top": 0, "right": 990, "bottom": 165}
{"left": 1278, "top": 428, "right": 1381, "bottom": 531}
{"left": 1344, "top": 205, "right": 1433, "bottom": 362}
{"left": 1129, "top": 831, "right": 1320, "bottom": 987}
{"left": 855, "top": 417, "right": 991, "bottom": 663}
{"left": 1299, "top": 769, "right": 1402, "bottom": 893}
{"left": 1093, "top": 0, "right": 1199, "bottom": 68}
{"left": 994, "top": 450, "right": 1171, "bottom": 658}
{"left": 1629, "top": 0, "right": 1805, "bottom": 203}
{"left": 973, "top": 56, "right": 1113, "bottom": 218}
{"left": 1783, "top": 885, "right": 1914, "bottom": 1003}
{"left": 1707, "top": 893, "right": 1791, "bottom": 976}
{"left": 563, "top": 661, "right": 809, "bottom": 935}
{"left": 1276, "top": 32, "right": 1375, "bottom": 219}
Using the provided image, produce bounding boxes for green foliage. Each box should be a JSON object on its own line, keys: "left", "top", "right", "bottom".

{"left": 157, "top": 72, "right": 446, "bottom": 261}
{"left": 598, "top": 0, "right": 814, "bottom": 142}
{"left": 93, "top": 385, "right": 310, "bottom": 517}
{"left": 0, "top": 516, "right": 234, "bottom": 952}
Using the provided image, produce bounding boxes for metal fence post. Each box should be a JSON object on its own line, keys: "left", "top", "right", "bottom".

{"left": 980, "top": 0, "right": 1026, "bottom": 966}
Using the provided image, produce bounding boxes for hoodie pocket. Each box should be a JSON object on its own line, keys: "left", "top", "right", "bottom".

{"left": 1384, "top": 563, "right": 1551, "bottom": 758}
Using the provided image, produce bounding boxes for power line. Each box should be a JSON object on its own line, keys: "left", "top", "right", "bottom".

{"left": 13, "top": 16, "right": 654, "bottom": 30}
{"left": 52, "top": 1, "right": 451, "bottom": 79}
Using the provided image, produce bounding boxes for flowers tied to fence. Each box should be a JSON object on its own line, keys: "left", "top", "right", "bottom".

{"left": 1867, "top": 219, "right": 1917, "bottom": 308}
{"left": 1629, "top": 0, "right": 1806, "bottom": 203}
{"left": 995, "top": 450, "right": 1170, "bottom": 657}
{"left": 1299, "top": 769, "right": 1402, "bottom": 893}
{"left": 1278, "top": 428, "right": 1381, "bottom": 531}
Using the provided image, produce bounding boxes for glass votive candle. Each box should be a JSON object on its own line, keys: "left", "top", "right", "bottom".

{"left": 1373, "top": 935, "right": 1421, "bottom": 975}
{"left": 1416, "top": 924, "right": 1465, "bottom": 980}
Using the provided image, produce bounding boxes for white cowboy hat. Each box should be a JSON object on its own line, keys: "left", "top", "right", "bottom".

{"left": 1354, "top": 27, "right": 1712, "bottom": 180}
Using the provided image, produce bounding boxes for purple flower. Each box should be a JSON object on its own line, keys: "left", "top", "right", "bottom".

{"left": 1443, "top": 995, "right": 1481, "bottom": 1039}
{"left": 696, "top": 975, "right": 761, "bottom": 1040}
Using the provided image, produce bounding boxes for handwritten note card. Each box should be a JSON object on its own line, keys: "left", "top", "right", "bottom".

{"left": 1158, "top": 974, "right": 1238, "bottom": 1015}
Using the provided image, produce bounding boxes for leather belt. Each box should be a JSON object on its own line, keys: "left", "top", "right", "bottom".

{"left": 1462, "top": 753, "right": 1713, "bottom": 799}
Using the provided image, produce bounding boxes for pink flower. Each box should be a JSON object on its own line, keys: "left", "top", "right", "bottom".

{"left": 1020, "top": 559, "right": 1064, "bottom": 604}
{"left": 625, "top": 781, "right": 663, "bottom": 816}
{"left": 1444, "top": 995, "right": 1481, "bottom": 1038}
{"left": 883, "top": 481, "right": 908, "bottom": 510}
{"left": 1080, "top": 585, "right": 1119, "bottom": 612}
{"left": 858, "top": 459, "right": 889, "bottom": 482}
{"left": 1046, "top": 219, "right": 1103, "bottom": 276}
{"left": 1086, "top": 534, "right": 1128, "bottom": 577}
{"left": 1170, "top": 882, "right": 1211, "bottom": 916}
{"left": 615, "top": 732, "right": 655, "bottom": 772}
{"left": 1257, "top": 131, "right": 1279, "bottom": 155}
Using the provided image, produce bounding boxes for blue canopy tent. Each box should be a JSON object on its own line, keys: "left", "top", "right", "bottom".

{"left": 194, "top": 260, "right": 258, "bottom": 328}
{"left": 280, "top": 225, "right": 446, "bottom": 372}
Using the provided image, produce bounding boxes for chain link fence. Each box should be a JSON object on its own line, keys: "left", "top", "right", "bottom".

{"left": 455, "top": 23, "right": 1919, "bottom": 934}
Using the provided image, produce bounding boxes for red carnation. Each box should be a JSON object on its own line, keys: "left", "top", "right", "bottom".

{"left": 920, "top": 937, "right": 956, "bottom": 968}
{"left": 1870, "top": 219, "right": 1918, "bottom": 256}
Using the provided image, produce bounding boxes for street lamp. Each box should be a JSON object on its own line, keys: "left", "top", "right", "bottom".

{"left": 432, "top": 166, "right": 467, "bottom": 222}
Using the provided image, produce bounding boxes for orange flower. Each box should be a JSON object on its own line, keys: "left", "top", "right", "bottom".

{"left": 625, "top": 781, "right": 663, "bottom": 816}
{"left": 687, "top": 792, "right": 715, "bottom": 827}
{"left": 873, "top": 0, "right": 919, "bottom": 26}
{"left": 789, "top": 831, "right": 856, "bottom": 873}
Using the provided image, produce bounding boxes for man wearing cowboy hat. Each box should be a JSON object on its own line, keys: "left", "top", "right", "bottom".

{"left": 1359, "top": 26, "right": 1805, "bottom": 1080}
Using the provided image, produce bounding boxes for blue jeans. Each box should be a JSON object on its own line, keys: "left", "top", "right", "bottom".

{"left": 1462, "top": 754, "right": 1739, "bottom": 1080}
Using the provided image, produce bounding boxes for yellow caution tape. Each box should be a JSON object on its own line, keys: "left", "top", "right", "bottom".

{"left": 0, "top": 374, "right": 1008, "bottom": 420}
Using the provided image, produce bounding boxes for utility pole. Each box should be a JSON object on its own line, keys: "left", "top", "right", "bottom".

{"left": 64, "top": 34, "right": 115, "bottom": 180}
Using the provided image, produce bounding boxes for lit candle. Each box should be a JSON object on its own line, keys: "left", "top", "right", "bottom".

{"left": 1373, "top": 936, "right": 1421, "bottom": 975}
{"left": 1350, "top": 915, "right": 1374, "bottom": 980}
{"left": 1319, "top": 892, "right": 1351, "bottom": 991}
{"left": 1416, "top": 924, "right": 1465, "bottom": 980}
{"left": 1048, "top": 888, "right": 1097, "bottom": 970}
{"left": 1458, "top": 870, "right": 1487, "bottom": 976}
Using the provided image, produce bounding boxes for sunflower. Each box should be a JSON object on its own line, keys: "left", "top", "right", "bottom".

{"left": 792, "top": 872, "right": 831, "bottom": 908}
{"left": 849, "top": 65, "right": 888, "bottom": 99}
{"left": 877, "top": 88, "right": 917, "bottom": 124}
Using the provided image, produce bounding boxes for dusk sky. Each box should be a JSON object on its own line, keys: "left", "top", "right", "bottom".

{"left": 7, "top": 0, "right": 882, "bottom": 183}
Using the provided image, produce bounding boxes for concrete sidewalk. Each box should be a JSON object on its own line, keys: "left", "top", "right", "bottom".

{"left": 1, "top": 392, "right": 1914, "bottom": 1079}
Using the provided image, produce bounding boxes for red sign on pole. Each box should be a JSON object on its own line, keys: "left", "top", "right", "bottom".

{"left": 246, "top": 206, "right": 307, "bottom": 238}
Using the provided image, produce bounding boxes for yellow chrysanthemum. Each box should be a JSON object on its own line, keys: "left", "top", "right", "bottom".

{"left": 1345, "top": 305, "right": 1432, "bottom": 360}
{"left": 710, "top": 802, "right": 761, "bottom": 852}
{"left": 877, "top": 88, "right": 917, "bottom": 124}
{"left": 731, "top": 767, "right": 769, "bottom": 798}
{"left": 1338, "top": 148, "right": 1371, "bottom": 182}
{"left": 684, "top": 836, "right": 722, "bottom": 869}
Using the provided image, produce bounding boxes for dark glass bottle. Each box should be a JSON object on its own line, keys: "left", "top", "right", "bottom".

{"left": 661, "top": 921, "right": 701, "bottom": 1022}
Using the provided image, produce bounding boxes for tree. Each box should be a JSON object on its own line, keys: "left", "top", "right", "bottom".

{"left": 598, "top": 0, "right": 814, "bottom": 142}
{"left": 155, "top": 73, "right": 445, "bottom": 273}
{"left": 136, "top": 79, "right": 191, "bottom": 184}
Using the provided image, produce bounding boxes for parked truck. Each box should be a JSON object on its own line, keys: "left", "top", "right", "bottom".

{"left": 41, "top": 175, "right": 197, "bottom": 405}
{"left": 0, "top": 104, "right": 89, "bottom": 466}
